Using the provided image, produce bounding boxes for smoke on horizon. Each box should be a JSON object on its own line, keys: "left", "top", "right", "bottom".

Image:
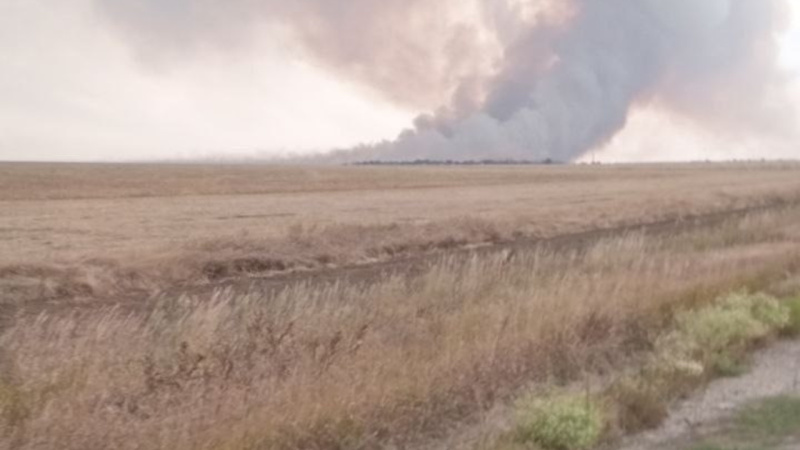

{"left": 96, "top": 0, "right": 796, "bottom": 162}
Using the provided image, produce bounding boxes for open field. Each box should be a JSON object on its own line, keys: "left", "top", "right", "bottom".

{"left": 3, "top": 162, "right": 800, "bottom": 306}
{"left": 2, "top": 162, "right": 800, "bottom": 449}
{"left": 3, "top": 163, "right": 800, "bottom": 265}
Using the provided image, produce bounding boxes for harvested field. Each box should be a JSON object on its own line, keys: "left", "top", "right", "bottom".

{"left": 2, "top": 162, "right": 800, "bottom": 306}
{"left": 1, "top": 162, "right": 800, "bottom": 450}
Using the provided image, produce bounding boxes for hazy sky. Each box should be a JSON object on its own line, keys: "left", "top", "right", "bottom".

{"left": 1, "top": 0, "right": 799, "bottom": 162}
{"left": 0, "top": 0, "right": 413, "bottom": 162}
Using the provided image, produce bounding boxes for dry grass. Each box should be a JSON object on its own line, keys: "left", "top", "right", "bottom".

{"left": 2, "top": 162, "right": 797, "bottom": 202}
{"left": 3, "top": 162, "right": 800, "bottom": 306}
{"left": 2, "top": 204, "right": 800, "bottom": 449}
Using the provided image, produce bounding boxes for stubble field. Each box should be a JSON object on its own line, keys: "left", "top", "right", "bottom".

{"left": 3, "top": 162, "right": 800, "bottom": 303}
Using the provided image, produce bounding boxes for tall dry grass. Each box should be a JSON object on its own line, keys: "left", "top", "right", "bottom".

{"left": 2, "top": 207, "right": 800, "bottom": 449}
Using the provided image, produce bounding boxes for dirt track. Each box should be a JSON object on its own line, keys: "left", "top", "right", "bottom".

{"left": 196, "top": 198, "right": 798, "bottom": 294}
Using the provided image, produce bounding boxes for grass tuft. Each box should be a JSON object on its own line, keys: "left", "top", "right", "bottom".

{"left": 607, "top": 378, "right": 669, "bottom": 433}
{"left": 514, "top": 394, "right": 604, "bottom": 450}
{"left": 669, "top": 291, "right": 788, "bottom": 375}
{"left": 687, "top": 396, "right": 800, "bottom": 450}
{"left": 783, "top": 296, "right": 800, "bottom": 336}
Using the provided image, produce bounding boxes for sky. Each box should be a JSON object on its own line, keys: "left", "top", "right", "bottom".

{"left": 0, "top": 0, "right": 413, "bottom": 162}
{"left": 783, "top": 4, "right": 800, "bottom": 70}
{"left": 0, "top": 0, "right": 799, "bottom": 162}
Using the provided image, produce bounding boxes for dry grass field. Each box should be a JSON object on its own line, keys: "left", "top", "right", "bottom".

{"left": 2, "top": 162, "right": 800, "bottom": 450}
{"left": 3, "top": 162, "right": 800, "bottom": 305}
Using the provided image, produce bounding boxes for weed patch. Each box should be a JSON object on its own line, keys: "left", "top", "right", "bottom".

{"left": 604, "top": 291, "right": 793, "bottom": 439}
{"left": 514, "top": 394, "right": 604, "bottom": 450}
{"left": 607, "top": 378, "right": 670, "bottom": 433}
{"left": 664, "top": 292, "right": 787, "bottom": 376}
{"left": 0, "top": 379, "right": 28, "bottom": 435}
{"left": 783, "top": 296, "right": 800, "bottom": 336}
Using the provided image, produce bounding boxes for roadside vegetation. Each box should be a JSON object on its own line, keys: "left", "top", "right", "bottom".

{"left": 2, "top": 203, "right": 800, "bottom": 449}
{"left": 605, "top": 291, "right": 792, "bottom": 436}
{"left": 513, "top": 393, "right": 605, "bottom": 450}
{"left": 688, "top": 396, "right": 800, "bottom": 450}
{"left": 483, "top": 290, "right": 798, "bottom": 450}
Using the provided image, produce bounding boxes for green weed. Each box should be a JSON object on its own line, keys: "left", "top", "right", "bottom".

{"left": 783, "top": 296, "right": 800, "bottom": 335}
{"left": 735, "top": 396, "right": 800, "bottom": 439}
{"left": 514, "top": 394, "right": 604, "bottom": 450}
{"left": 686, "top": 397, "right": 800, "bottom": 450}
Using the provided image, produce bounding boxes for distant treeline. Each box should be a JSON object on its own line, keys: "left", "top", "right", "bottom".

{"left": 352, "top": 158, "right": 564, "bottom": 166}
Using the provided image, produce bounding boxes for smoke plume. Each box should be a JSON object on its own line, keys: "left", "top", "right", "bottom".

{"left": 96, "top": 0, "right": 794, "bottom": 162}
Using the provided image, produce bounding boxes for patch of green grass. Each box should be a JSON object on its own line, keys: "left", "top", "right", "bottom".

{"left": 735, "top": 396, "right": 800, "bottom": 439}
{"left": 476, "top": 435, "right": 538, "bottom": 450}
{"left": 709, "top": 353, "right": 750, "bottom": 378}
{"left": 688, "top": 444, "right": 758, "bottom": 450}
{"left": 0, "top": 379, "right": 29, "bottom": 432}
{"left": 783, "top": 296, "right": 800, "bottom": 336}
{"left": 689, "top": 444, "right": 728, "bottom": 450}
{"left": 684, "top": 397, "right": 800, "bottom": 450}
{"left": 514, "top": 394, "right": 604, "bottom": 450}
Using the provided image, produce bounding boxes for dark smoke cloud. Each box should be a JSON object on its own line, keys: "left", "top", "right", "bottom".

{"left": 95, "top": 0, "right": 794, "bottom": 162}
{"left": 371, "top": 0, "right": 794, "bottom": 162}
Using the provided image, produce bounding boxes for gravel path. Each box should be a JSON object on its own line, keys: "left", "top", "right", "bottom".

{"left": 617, "top": 339, "right": 800, "bottom": 450}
